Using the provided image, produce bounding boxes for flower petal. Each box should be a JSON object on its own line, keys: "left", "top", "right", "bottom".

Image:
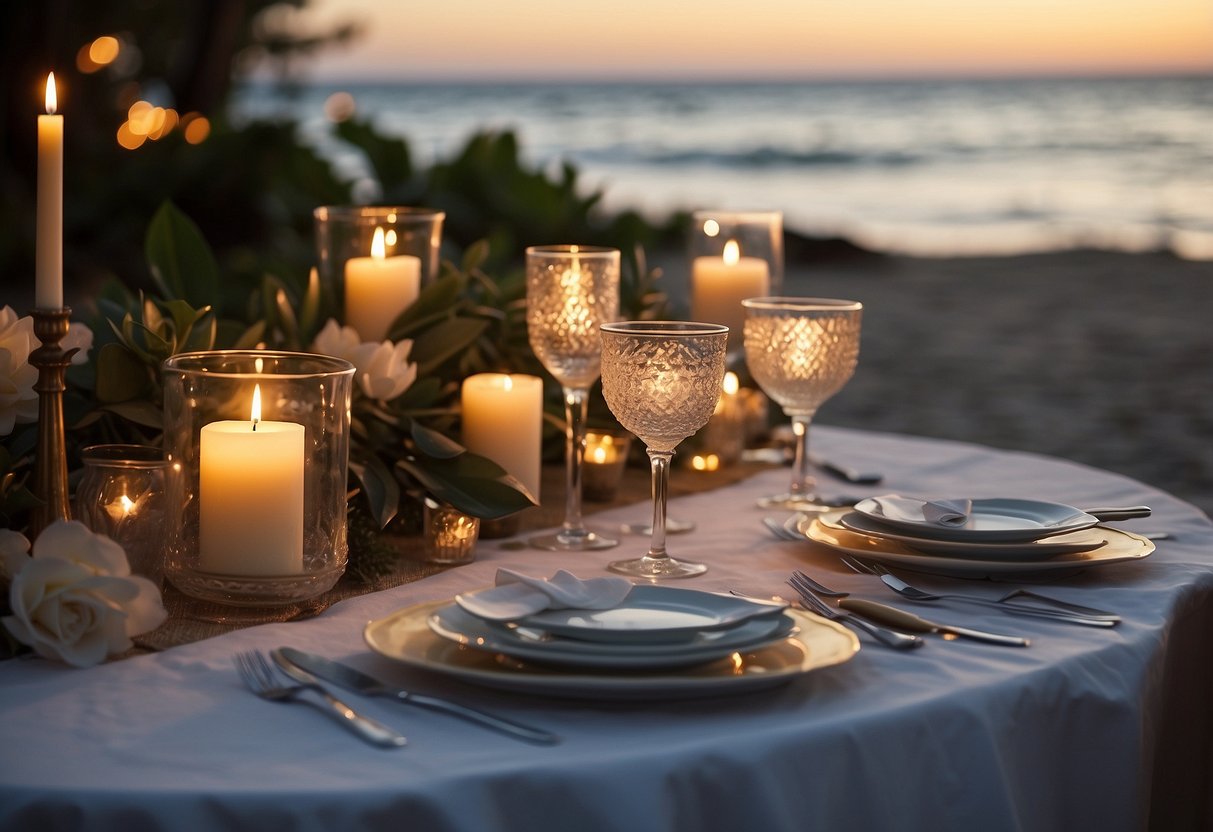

{"left": 32, "top": 520, "right": 131, "bottom": 577}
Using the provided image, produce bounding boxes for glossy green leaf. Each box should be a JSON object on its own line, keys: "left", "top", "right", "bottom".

{"left": 411, "top": 421, "right": 465, "bottom": 460}
{"left": 103, "top": 400, "right": 164, "bottom": 429}
{"left": 410, "top": 317, "right": 489, "bottom": 373}
{"left": 349, "top": 453, "right": 400, "bottom": 528}
{"left": 397, "top": 451, "right": 536, "bottom": 520}
{"left": 94, "top": 343, "right": 151, "bottom": 403}
{"left": 144, "top": 202, "right": 220, "bottom": 311}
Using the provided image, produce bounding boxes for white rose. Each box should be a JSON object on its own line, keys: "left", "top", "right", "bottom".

{"left": 311, "top": 318, "right": 418, "bottom": 402}
{"left": 2, "top": 521, "right": 168, "bottom": 668}
{"left": 63, "top": 320, "right": 94, "bottom": 366}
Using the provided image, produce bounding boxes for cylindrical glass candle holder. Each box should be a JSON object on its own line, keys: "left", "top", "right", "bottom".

{"left": 76, "top": 445, "right": 170, "bottom": 586}
{"left": 581, "top": 429, "right": 633, "bottom": 502}
{"left": 688, "top": 210, "right": 783, "bottom": 356}
{"left": 161, "top": 351, "right": 355, "bottom": 607}
{"left": 423, "top": 498, "right": 481, "bottom": 565}
{"left": 314, "top": 205, "right": 445, "bottom": 342}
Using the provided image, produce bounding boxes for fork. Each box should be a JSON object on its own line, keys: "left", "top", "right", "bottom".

{"left": 234, "top": 651, "right": 407, "bottom": 748}
{"left": 839, "top": 557, "right": 1120, "bottom": 627}
{"left": 787, "top": 573, "right": 924, "bottom": 649}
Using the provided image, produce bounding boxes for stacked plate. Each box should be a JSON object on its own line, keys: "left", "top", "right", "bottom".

{"left": 363, "top": 586, "right": 859, "bottom": 700}
{"left": 802, "top": 497, "right": 1154, "bottom": 578}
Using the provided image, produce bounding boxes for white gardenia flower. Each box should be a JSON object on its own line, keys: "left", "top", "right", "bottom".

{"left": 352, "top": 339, "right": 418, "bottom": 401}
{"left": 311, "top": 318, "right": 418, "bottom": 402}
{"left": 2, "top": 521, "right": 168, "bottom": 668}
{"left": 0, "top": 308, "right": 94, "bottom": 435}
{"left": 0, "top": 306, "right": 37, "bottom": 435}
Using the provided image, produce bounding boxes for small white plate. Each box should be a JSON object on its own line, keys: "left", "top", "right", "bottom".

{"left": 838, "top": 511, "right": 1109, "bottom": 560}
{"left": 365, "top": 600, "right": 858, "bottom": 701}
{"left": 803, "top": 510, "right": 1153, "bottom": 578}
{"left": 428, "top": 604, "right": 798, "bottom": 670}
{"left": 853, "top": 497, "right": 1098, "bottom": 542}
{"left": 517, "top": 585, "right": 788, "bottom": 644}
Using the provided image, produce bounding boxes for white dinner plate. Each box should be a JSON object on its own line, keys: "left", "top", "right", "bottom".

{"left": 802, "top": 510, "right": 1153, "bottom": 578}
{"left": 428, "top": 603, "right": 798, "bottom": 670}
{"left": 838, "top": 511, "right": 1109, "bottom": 560}
{"left": 365, "top": 600, "right": 858, "bottom": 700}
{"left": 853, "top": 497, "right": 1099, "bottom": 542}
{"left": 516, "top": 585, "right": 788, "bottom": 644}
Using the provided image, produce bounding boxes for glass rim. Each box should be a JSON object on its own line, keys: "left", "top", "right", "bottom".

{"left": 741, "top": 297, "right": 862, "bottom": 312}
{"left": 162, "top": 350, "right": 356, "bottom": 380}
{"left": 313, "top": 205, "right": 445, "bottom": 224}
{"left": 600, "top": 321, "right": 729, "bottom": 337}
{"left": 80, "top": 444, "right": 168, "bottom": 467}
{"left": 525, "top": 245, "right": 620, "bottom": 259}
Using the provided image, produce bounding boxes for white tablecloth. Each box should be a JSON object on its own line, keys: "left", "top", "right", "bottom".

{"left": 3, "top": 427, "right": 1211, "bottom": 832}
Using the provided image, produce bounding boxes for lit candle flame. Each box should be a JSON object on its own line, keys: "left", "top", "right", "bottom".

{"left": 371, "top": 226, "right": 386, "bottom": 260}
{"left": 119, "top": 494, "right": 135, "bottom": 515}
{"left": 502, "top": 375, "right": 514, "bottom": 392}
{"left": 722, "top": 371, "right": 740, "bottom": 395}
{"left": 251, "top": 383, "right": 261, "bottom": 430}
{"left": 723, "top": 240, "right": 740, "bottom": 266}
{"left": 591, "top": 446, "right": 607, "bottom": 464}
{"left": 45, "top": 72, "right": 57, "bottom": 114}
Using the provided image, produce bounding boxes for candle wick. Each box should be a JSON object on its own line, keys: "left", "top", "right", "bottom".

{"left": 252, "top": 419, "right": 258, "bottom": 432}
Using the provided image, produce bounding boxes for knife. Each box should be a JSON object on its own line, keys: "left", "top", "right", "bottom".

{"left": 838, "top": 599, "right": 1030, "bottom": 647}
{"left": 274, "top": 647, "right": 561, "bottom": 745}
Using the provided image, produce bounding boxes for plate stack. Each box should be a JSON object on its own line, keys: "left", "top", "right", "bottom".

{"left": 364, "top": 585, "right": 859, "bottom": 699}
{"left": 803, "top": 496, "right": 1154, "bottom": 577}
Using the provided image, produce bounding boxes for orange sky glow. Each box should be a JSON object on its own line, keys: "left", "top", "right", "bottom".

{"left": 290, "top": 0, "right": 1213, "bottom": 81}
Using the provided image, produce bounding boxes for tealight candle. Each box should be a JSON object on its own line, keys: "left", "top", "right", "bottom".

{"left": 582, "top": 430, "right": 632, "bottom": 502}
{"left": 344, "top": 226, "right": 421, "bottom": 341}
{"left": 691, "top": 240, "right": 769, "bottom": 350}
{"left": 199, "top": 384, "right": 304, "bottom": 575}
{"left": 461, "top": 373, "right": 543, "bottom": 501}
{"left": 36, "top": 72, "right": 63, "bottom": 309}
{"left": 701, "top": 371, "right": 745, "bottom": 465}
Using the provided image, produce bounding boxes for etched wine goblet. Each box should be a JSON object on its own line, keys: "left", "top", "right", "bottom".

{"left": 526, "top": 245, "right": 621, "bottom": 551}
{"left": 742, "top": 297, "right": 862, "bottom": 512}
{"left": 599, "top": 321, "right": 729, "bottom": 578}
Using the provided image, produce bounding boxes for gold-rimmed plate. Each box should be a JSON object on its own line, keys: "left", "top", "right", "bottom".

{"left": 365, "top": 600, "right": 858, "bottom": 700}
{"left": 802, "top": 510, "right": 1154, "bottom": 577}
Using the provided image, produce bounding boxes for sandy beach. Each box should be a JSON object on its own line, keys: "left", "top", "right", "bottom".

{"left": 658, "top": 246, "right": 1213, "bottom": 517}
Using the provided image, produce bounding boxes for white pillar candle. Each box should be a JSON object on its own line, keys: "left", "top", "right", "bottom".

{"left": 199, "top": 385, "right": 305, "bottom": 575}
{"left": 691, "top": 240, "right": 769, "bottom": 347}
{"left": 461, "top": 373, "right": 544, "bottom": 501}
{"left": 36, "top": 72, "right": 63, "bottom": 309}
{"left": 344, "top": 226, "right": 421, "bottom": 341}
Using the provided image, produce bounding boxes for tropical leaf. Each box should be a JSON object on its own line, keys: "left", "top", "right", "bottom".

{"left": 349, "top": 453, "right": 400, "bottom": 528}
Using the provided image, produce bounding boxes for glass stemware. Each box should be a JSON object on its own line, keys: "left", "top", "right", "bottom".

{"left": 742, "top": 297, "right": 862, "bottom": 512}
{"left": 599, "top": 322, "right": 729, "bottom": 578}
{"left": 526, "top": 245, "right": 621, "bottom": 551}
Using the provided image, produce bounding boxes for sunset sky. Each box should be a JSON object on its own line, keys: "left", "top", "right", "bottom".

{"left": 293, "top": 0, "right": 1213, "bottom": 81}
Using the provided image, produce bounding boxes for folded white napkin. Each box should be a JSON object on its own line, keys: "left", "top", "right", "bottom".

{"left": 455, "top": 569, "right": 634, "bottom": 621}
{"left": 868, "top": 495, "right": 973, "bottom": 527}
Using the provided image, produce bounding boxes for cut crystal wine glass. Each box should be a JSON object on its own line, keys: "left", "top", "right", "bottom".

{"left": 599, "top": 321, "right": 729, "bottom": 578}
{"left": 742, "top": 297, "right": 862, "bottom": 512}
{"left": 526, "top": 245, "right": 621, "bottom": 551}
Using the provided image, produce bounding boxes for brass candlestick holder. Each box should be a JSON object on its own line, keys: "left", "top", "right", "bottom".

{"left": 29, "top": 307, "right": 77, "bottom": 538}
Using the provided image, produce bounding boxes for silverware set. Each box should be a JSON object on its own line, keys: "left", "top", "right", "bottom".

{"left": 235, "top": 647, "right": 560, "bottom": 747}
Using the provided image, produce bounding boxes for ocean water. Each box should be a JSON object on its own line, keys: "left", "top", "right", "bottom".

{"left": 234, "top": 77, "right": 1213, "bottom": 259}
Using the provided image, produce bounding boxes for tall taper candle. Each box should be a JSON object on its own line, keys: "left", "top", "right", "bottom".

{"left": 37, "top": 72, "right": 63, "bottom": 309}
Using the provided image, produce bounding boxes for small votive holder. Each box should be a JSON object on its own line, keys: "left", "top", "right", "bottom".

{"left": 738, "top": 387, "right": 771, "bottom": 445}
{"left": 423, "top": 498, "right": 480, "bottom": 564}
{"left": 699, "top": 371, "right": 745, "bottom": 466}
{"left": 314, "top": 205, "right": 445, "bottom": 342}
{"left": 76, "top": 444, "right": 169, "bottom": 586}
{"left": 582, "top": 430, "right": 632, "bottom": 502}
{"left": 161, "top": 351, "right": 355, "bottom": 607}
{"left": 688, "top": 210, "right": 783, "bottom": 355}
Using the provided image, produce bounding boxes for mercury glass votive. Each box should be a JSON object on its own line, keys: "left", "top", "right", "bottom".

{"left": 689, "top": 211, "right": 783, "bottom": 356}
{"left": 161, "top": 351, "right": 355, "bottom": 607}
{"left": 76, "top": 445, "right": 169, "bottom": 585}
{"left": 423, "top": 498, "right": 481, "bottom": 564}
{"left": 314, "top": 205, "right": 444, "bottom": 341}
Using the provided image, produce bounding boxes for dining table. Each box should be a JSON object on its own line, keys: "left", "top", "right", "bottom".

{"left": 2, "top": 425, "right": 1211, "bottom": 832}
